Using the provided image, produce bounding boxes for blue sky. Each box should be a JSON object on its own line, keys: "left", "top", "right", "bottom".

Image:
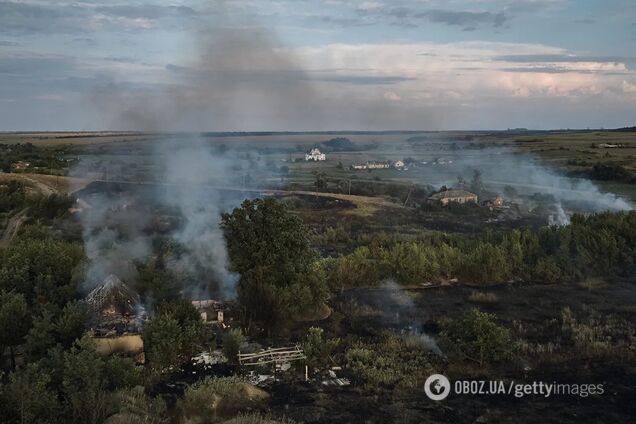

{"left": 0, "top": 0, "right": 634, "bottom": 131}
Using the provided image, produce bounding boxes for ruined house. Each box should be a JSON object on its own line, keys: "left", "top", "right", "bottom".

{"left": 428, "top": 189, "right": 478, "bottom": 206}
{"left": 483, "top": 195, "right": 505, "bottom": 209}
{"left": 192, "top": 299, "right": 229, "bottom": 325}
{"left": 86, "top": 275, "right": 142, "bottom": 329}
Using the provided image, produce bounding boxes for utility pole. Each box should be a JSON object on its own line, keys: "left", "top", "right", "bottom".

{"left": 404, "top": 184, "right": 414, "bottom": 207}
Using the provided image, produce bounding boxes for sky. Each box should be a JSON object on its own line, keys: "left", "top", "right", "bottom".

{"left": 0, "top": 0, "right": 635, "bottom": 131}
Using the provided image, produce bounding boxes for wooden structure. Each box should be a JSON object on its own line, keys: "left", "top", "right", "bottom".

{"left": 238, "top": 345, "right": 306, "bottom": 366}
{"left": 86, "top": 274, "right": 140, "bottom": 316}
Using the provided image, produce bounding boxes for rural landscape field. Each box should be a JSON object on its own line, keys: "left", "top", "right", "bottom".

{"left": 1, "top": 0, "right": 635, "bottom": 423}
{"left": 0, "top": 129, "right": 634, "bottom": 423}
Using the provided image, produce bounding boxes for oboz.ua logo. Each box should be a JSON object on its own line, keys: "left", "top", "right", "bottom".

{"left": 424, "top": 374, "right": 451, "bottom": 401}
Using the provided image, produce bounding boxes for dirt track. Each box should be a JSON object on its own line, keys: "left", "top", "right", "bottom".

{"left": 0, "top": 208, "right": 28, "bottom": 248}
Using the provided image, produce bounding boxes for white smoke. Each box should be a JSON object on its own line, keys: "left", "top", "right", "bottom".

{"left": 384, "top": 280, "right": 444, "bottom": 357}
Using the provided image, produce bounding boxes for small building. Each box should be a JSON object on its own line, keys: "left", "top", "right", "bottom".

{"left": 305, "top": 148, "right": 326, "bottom": 161}
{"left": 192, "top": 299, "right": 228, "bottom": 325}
{"left": 428, "top": 189, "right": 478, "bottom": 206}
{"left": 366, "top": 161, "right": 390, "bottom": 169}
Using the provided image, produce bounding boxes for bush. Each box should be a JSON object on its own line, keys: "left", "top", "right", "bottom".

{"left": 223, "top": 328, "right": 246, "bottom": 364}
{"left": 302, "top": 326, "right": 340, "bottom": 368}
{"left": 345, "top": 333, "right": 433, "bottom": 390}
{"left": 440, "top": 308, "right": 513, "bottom": 367}
{"left": 178, "top": 377, "right": 268, "bottom": 422}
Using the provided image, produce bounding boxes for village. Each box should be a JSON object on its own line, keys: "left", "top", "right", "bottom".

{"left": 0, "top": 131, "right": 634, "bottom": 424}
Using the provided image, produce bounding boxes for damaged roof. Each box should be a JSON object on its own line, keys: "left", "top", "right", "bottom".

{"left": 86, "top": 274, "right": 140, "bottom": 313}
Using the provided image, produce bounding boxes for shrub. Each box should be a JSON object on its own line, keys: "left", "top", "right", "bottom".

{"left": 302, "top": 326, "right": 340, "bottom": 368}
{"left": 223, "top": 328, "right": 246, "bottom": 364}
{"left": 178, "top": 377, "right": 268, "bottom": 422}
{"left": 440, "top": 308, "right": 513, "bottom": 367}
{"left": 345, "top": 333, "right": 433, "bottom": 390}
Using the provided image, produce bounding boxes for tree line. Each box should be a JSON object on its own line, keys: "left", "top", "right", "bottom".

{"left": 328, "top": 211, "right": 636, "bottom": 287}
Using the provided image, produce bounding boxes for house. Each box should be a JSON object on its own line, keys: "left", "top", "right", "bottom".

{"left": 192, "top": 299, "right": 228, "bottom": 325}
{"left": 393, "top": 160, "right": 405, "bottom": 169}
{"left": 305, "top": 148, "right": 326, "bottom": 161}
{"left": 86, "top": 274, "right": 143, "bottom": 321}
{"left": 428, "top": 189, "right": 478, "bottom": 206}
{"left": 366, "top": 161, "right": 390, "bottom": 169}
{"left": 350, "top": 163, "right": 367, "bottom": 170}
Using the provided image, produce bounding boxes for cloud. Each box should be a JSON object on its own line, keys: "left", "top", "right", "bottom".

{"left": 0, "top": 1, "right": 197, "bottom": 34}
{"left": 419, "top": 9, "right": 507, "bottom": 28}
{"left": 349, "top": 4, "right": 510, "bottom": 30}
{"left": 496, "top": 54, "right": 635, "bottom": 63}
{"left": 495, "top": 54, "right": 636, "bottom": 71}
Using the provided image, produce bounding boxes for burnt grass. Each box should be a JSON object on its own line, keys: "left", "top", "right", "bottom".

{"left": 294, "top": 195, "right": 548, "bottom": 239}
{"left": 267, "top": 281, "right": 636, "bottom": 424}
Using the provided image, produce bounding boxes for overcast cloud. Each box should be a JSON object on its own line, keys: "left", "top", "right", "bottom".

{"left": 0, "top": 0, "right": 634, "bottom": 130}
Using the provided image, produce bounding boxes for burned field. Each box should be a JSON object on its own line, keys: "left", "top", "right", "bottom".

{"left": 0, "top": 131, "right": 635, "bottom": 424}
{"left": 264, "top": 282, "right": 636, "bottom": 423}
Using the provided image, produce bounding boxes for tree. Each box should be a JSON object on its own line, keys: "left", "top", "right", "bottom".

{"left": 143, "top": 302, "right": 205, "bottom": 371}
{"left": 440, "top": 308, "right": 513, "bottom": 367}
{"left": 24, "top": 301, "right": 88, "bottom": 362}
{"left": 221, "top": 199, "right": 327, "bottom": 331}
{"left": 54, "top": 337, "right": 138, "bottom": 424}
{"left": 0, "top": 239, "right": 84, "bottom": 307}
{"left": 223, "top": 328, "right": 245, "bottom": 364}
{"left": 0, "top": 291, "right": 32, "bottom": 370}
{"left": 302, "top": 326, "right": 339, "bottom": 368}
{"left": 470, "top": 169, "right": 484, "bottom": 194}
{"left": 0, "top": 362, "right": 59, "bottom": 424}
{"left": 314, "top": 172, "right": 328, "bottom": 191}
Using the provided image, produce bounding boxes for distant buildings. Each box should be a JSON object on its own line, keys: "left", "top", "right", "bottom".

{"left": 428, "top": 189, "right": 478, "bottom": 206}
{"left": 367, "top": 161, "right": 390, "bottom": 169}
{"left": 305, "top": 148, "right": 326, "bottom": 161}
{"left": 350, "top": 160, "right": 396, "bottom": 170}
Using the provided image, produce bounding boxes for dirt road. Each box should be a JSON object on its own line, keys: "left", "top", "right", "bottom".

{"left": 0, "top": 208, "right": 28, "bottom": 248}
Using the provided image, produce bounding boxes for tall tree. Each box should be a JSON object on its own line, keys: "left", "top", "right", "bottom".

{"left": 0, "top": 291, "right": 32, "bottom": 370}
{"left": 221, "top": 198, "right": 327, "bottom": 331}
{"left": 143, "top": 301, "right": 204, "bottom": 371}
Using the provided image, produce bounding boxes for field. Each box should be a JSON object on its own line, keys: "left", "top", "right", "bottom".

{"left": 1, "top": 130, "right": 636, "bottom": 424}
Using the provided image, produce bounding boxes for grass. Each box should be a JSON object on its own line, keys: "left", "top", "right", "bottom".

{"left": 467, "top": 291, "right": 499, "bottom": 304}
{"left": 177, "top": 377, "right": 268, "bottom": 422}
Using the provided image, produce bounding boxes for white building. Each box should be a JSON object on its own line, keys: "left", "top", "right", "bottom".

{"left": 393, "top": 160, "right": 405, "bottom": 169}
{"left": 305, "top": 148, "right": 326, "bottom": 161}
{"left": 366, "top": 161, "right": 390, "bottom": 169}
